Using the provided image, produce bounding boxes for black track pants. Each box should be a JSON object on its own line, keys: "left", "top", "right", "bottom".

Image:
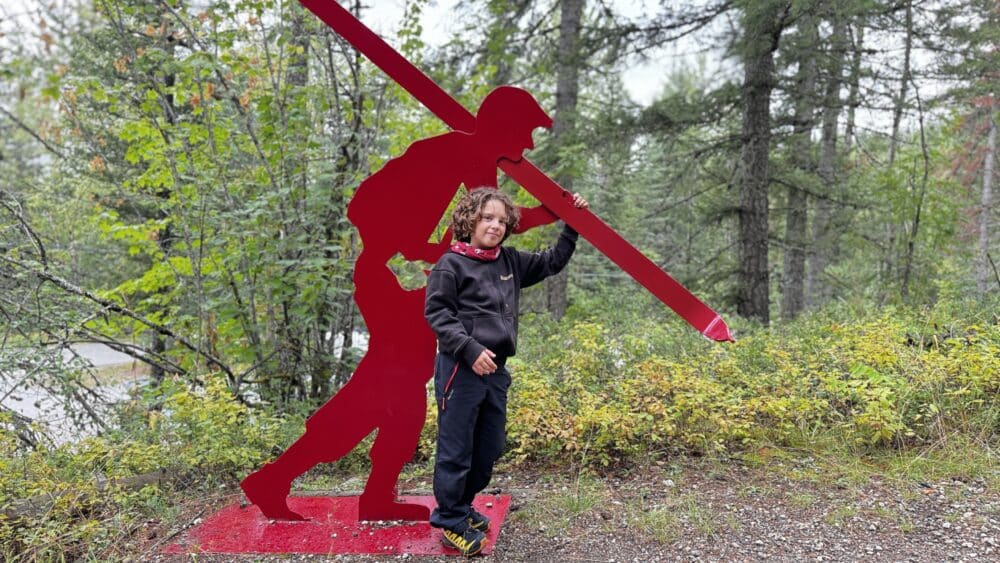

{"left": 429, "top": 353, "right": 510, "bottom": 531}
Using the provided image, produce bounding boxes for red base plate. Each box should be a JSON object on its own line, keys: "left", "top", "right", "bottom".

{"left": 163, "top": 495, "right": 510, "bottom": 556}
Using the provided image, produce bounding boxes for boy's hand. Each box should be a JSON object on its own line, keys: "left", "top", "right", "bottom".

{"left": 570, "top": 192, "right": 589, "bottom": 209}
{"left": 472, "top": 349, "right": 497, "bottom": 375}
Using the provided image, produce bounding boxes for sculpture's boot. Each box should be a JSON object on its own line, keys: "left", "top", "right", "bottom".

{"left": 240, "top": 463, "right": 306, "bottom": 521}
{"left": 358, "top": 491, "right": 430, "bottom": 521}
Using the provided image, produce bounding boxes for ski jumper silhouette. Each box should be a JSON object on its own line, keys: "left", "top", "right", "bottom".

{"left": 240, "top": 86, "right": 558, "bottom": 521}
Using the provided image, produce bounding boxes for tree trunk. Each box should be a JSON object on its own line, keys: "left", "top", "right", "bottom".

{"left": 889, "top": 0, "right": 912, "bottom": 167}
{"left": 876, "top": 5, "right": 907, "bottom": 293}
{"left": 977, "top": 114, "right": 996, "bottom": 294}
{"left": 736, "top": 2, "right": 787, "bottom": 324}
{"left": 807, "top": 15, "right": 847, "bottom": 307}
{"left": 150, "top": 9, "right": 178, "bottom": 386}
{"left": 900, "top": 94, "right": 929, "bottom": 300}
{"left": 545, "top": 0, "right": 584, "bottom": 321}
{"left": 780, "top": 19, "right": 818, "bottom": 321}
{"left": 843, "top": 20, "right": 864, "bottom": 156}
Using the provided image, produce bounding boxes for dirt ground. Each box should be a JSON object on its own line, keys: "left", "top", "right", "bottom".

{"left": 142, "top": 456, "right": 998, "bottom": 562}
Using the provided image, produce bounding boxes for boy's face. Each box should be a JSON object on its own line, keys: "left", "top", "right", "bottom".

{"left": 470, "top": 199, "right": 508, "bottom": 249}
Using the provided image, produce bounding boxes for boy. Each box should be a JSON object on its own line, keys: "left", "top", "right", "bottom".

{"left": 425, "top": 188, "right": 588, "bottom": 556}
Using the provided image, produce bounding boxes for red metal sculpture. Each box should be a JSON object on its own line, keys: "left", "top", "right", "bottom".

{"left": 240, "top": 0, "right": 733, "bottom": 524}
{"left": 300, "top": 0, "right": 733, "bottom": 342}
{"left": 240, "top": 86, "right": 561, "bottom": 522}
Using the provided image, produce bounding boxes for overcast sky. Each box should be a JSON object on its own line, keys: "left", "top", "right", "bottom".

{"left": 368, "top": 0, "right": 703, "bottom": 106}
{"left": 0, "top": 0, "right": 697, "bottom": 106}
{"left": 0, "top": 0, "right": 941, "bottom": 130}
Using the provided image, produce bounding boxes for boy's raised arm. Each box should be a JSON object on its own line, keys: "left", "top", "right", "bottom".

{"left": 516, "top": 193, "right": 587, "bottom": 287}
{"left": 515, "top": 225, "right": 579, "bottom": 288}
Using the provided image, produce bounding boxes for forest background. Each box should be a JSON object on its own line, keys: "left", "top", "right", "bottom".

{"left": 0, "top": 0, "right": 997, "bottom": 559}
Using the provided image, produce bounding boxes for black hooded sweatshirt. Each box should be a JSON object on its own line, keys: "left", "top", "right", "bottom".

{"left": 424, "top": 226, "right": 578, "bottom": 366}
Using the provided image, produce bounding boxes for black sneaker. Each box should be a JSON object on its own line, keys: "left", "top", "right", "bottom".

{"left": 441, "top": 526, "right": 488, "bottom": 557}
{"left": 469, "top": 510, "right": 491, "bottom": 533}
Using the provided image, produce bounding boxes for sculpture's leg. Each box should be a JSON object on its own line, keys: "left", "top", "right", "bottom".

{"left": 242, "top": 391, "right": 377, "bottom": 521}
{"left": 240, "top": 447, "right": 310, "bottom": 521}
{"left": 358, "top": 397, "right": 429, "bottom": 521}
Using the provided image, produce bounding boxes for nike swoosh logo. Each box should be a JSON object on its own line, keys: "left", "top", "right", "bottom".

{"left": 500, "top": 274, "right": 513, "bottom": 281}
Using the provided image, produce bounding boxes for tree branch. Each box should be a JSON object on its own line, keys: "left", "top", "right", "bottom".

{"left": 0, "top": 106, "right": 65, "bottom": 159}
{"left": 0, "top": 189, "right": 48, "bottom": 268}
{"left": 0, "top": 255, "right": 235, "bottom": 383}
{"left": 988, "top": 252, "right": 1000, "bottom": 291}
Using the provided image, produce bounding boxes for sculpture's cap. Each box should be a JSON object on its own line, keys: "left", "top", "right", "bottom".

{"left": 475, "top": 86, "right": 552, "bottom": 161}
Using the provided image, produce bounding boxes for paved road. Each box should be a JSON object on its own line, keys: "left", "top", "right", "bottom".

{"left": 3, "top": 343, "right": 143, "bottom": 444}
{"left": 63, "top": 342, "right": 137, "bottom": 367}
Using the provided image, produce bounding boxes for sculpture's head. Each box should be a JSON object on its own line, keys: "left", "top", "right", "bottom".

{"left": 475, "top": 86, "right": 553, "bottom": 162}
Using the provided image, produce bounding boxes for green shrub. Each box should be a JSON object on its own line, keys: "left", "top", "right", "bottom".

{"left": 506, "top": 304, "right": 1000, "bottom": 466}
{"left": 0, "top": 376, "right": 299, "bottom": 559}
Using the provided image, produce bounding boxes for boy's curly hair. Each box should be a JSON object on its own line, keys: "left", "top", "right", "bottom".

{"left": 451, "top": 188, "right": 520, "bottom": 244}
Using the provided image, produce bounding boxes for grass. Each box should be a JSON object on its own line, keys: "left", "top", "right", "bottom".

{"left": 625, "top": 486, "right": 730, "bottom": 541}
{"left": 512, "top": 473, "right": 606, "bottom": 537}
{"left": 737, "top": 484, "right": 775, "bottom": 499}
{"left": 298, "top": 472, "right": 364, "bottom": 492}
{"left": 943, "top": 510, "right": 963, "bottom": 523}
{"left": 876, "top": 434, "right": 999, "bottom": 489}
{"left": 866, "top": 504, "right": 916, "bottom": 533}
{"left": 398, "top": 458, "right": 435, "bottom": 483}
{"left": 872, "top": 504, "right": 896, "bottom": 520}
{"left": 788, "top": 492, "right": 816, "bottom": 508}
{"left": 683, "top": 495, "right": 720, "bottom": 537}
{"left": 823, "top": 504, "right": 858, "bottom": 526}
{"left": 627, "top": 503, "right": 681, "bottom": 543}
{"left": 737, "top": 426, "right": 999, "bottom": 498}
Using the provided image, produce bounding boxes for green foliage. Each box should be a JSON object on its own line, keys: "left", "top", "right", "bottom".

{"left": 2, "top": 302, "right": 996, "bottom": 558}
{"left": 135, "top": 378, "right": 291, "bottom": 469}
{"left": 1, "top": 0, "right": 997, "bottom": 556}
{"left": 0, "top": 376, "right": 302, "bottom": 559}
{"left": 507, "top": 301, "right": 1000, "bottom": 467}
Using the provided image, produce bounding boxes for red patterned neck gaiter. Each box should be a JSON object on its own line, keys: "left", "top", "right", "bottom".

{"left": 450, "top": 242, "right": 501, "bottom": 262}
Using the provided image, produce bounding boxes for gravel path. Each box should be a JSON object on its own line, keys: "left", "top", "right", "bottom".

{"left": 147, "top": 458, "right": 999, "bottom": 562}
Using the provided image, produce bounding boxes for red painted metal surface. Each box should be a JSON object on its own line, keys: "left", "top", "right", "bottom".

{"left": 298, "top": 0, "right": 733, "bottom": 343}
{"left": 163, "top": 495, "right": 510, "bottom": 556}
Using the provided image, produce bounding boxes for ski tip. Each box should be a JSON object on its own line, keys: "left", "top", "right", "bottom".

{"left": 702, "top": 315, "right": 735, "bottom": 342}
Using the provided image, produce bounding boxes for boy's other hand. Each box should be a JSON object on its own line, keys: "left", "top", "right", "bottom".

{"left": 472, "top": 349, "right": 497, "bottom": 375}
{"left": 571, "top": 193, "right": 589, "bottom": 209}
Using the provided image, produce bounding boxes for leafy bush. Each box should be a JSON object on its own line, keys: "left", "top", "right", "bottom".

{"left": 0, "top": 377, "right": 300, "bottom": 559}
{"left": 506, "top": 303, "right": 1000, "bottom": 466}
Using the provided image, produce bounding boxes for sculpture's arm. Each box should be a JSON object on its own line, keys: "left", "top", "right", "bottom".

{"left": 513, "top": 203, "right": 559, "bottom": 234}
